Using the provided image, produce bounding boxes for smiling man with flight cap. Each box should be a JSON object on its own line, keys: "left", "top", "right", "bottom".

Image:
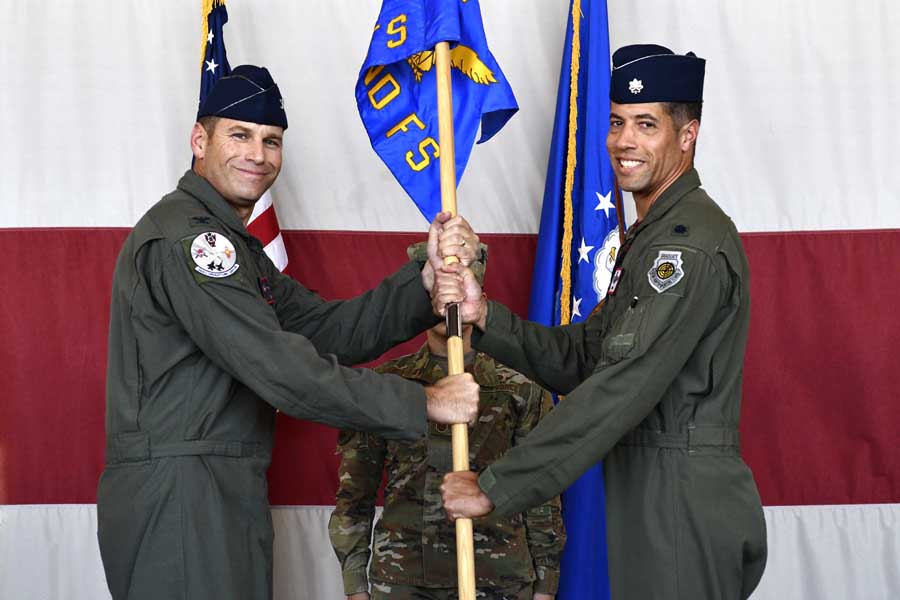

{"left": 437, "top": 45, "right": 768, "bottom": 599}
{"left": 97, "top": 65, "right": 482, "bottom": 600}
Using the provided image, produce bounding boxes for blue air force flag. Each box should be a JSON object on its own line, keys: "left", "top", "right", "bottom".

{"left": 527, "top": 1, "right": 620, "bottom": 599}
{"left": 356, "top": 0, "right": 518, "bottom": 221}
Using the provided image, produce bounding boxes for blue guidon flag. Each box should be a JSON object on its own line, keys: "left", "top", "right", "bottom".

{"left": 357, "top": 0, "right": 518, "bottom": 221}
{"left": 528, "top": 1, "right": 620, "bottom": 599}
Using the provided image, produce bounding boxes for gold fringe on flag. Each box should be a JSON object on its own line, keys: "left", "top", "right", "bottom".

{"left": 200, "top": 0, "right": 225, "bottom": 69}
{"left": 559, "top": 0, "right": 581, "bottom": 326}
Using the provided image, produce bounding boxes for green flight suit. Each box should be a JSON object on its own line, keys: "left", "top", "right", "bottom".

{"left": 473, "top": 170, "right": 767, "bottom": 600}
{"left": 97, "top": 171, "right": 438, "bottom": 600}
{"left": 328, "top": 346, "right": 565, "bottom": 597}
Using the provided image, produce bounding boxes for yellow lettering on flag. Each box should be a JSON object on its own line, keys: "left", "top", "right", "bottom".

{"left": 386, "top": 15, "right": 407, "bottom": 48}
{"left": 386, "top": 113, "right": 426, "bottom": 138}
{"left": 406, "top": 138, "right": 439, "bottom": 171}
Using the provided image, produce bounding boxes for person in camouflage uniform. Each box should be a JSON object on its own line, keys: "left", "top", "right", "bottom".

{"left": 328, "top": 244, "right": 566, "bottom": 600}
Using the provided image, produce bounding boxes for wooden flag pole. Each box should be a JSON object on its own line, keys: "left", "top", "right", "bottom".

{"left": 434, "top": 40, "right": 477, "bottom": 600}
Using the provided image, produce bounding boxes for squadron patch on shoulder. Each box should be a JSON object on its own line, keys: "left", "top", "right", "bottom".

{"left": 647, "top": 250, "right": 684, "bottom": 293}
{"left": 190, "top": 232, "right": 239, "bottom": 278}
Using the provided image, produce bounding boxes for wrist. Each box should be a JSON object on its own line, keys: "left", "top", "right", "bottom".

{"left": 476, "top": 295, "right": 489, "bottom": 331}
{"left": 420, "top": 262, "right": 435, "bottom": 291}
{"left": 423, "top": 386, "right": 436, "bottom": 421}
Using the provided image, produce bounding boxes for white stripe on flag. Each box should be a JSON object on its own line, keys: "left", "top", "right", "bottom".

{"left": 248, "top": 190, "right": 288, "bottom": 271}
{"left": 264, "top": 232, "right": 289, "bottom": 273}
{"left": 2, "top": 504, "right": 897, "bottom": 600}
{"left": 249, "top": 190, "right": 274, "bottom": 222}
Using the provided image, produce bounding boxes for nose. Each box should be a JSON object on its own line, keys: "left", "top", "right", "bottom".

{"left": 609, "top": 123, "right": 636, "bottom": 151}
{"left": 245, "top": 138, "right": 265, "bottom": 164}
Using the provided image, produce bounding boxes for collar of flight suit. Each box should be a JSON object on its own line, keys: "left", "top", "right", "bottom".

{"left": 176, "top": 170, "right": 256, "bottom": 241}
{"left": 626, "top": 167, "right": 702, "bottom": 239}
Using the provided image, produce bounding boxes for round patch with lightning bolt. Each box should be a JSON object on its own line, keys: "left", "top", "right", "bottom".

{"left": 647, "top": 250, "right": 684, "bottom": 293}
{"left": 190, "top": 232, "right": 240, "bottom": 278}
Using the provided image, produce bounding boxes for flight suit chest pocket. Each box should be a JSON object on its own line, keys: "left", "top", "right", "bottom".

{"left": 600, "top": 301, "right": 648, "bottom": 365}
{"left": 387, "top": 438, "right": 426, "bottom": 465}
{"left": 384, "top": 439, "right": 426, "bottom": 485}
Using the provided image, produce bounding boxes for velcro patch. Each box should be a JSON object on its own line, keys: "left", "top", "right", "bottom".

{"left": 258, "top": 277, "right": 275, "bottom": 304}
{"left": 647, "top": 250, "right": 684, "bottom": 293}
{"left": 608, "top": 268, "right": 624, "bottom": 296}
{"left": 189, "top": 232, "right": 240, "bottom": 278}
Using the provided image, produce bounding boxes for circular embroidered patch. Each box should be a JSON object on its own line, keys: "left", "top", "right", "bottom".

{"left": 656, "top": 262, "right": 675, "bottom": 279}
{"left": 190, "top": 232, "right": 240, "bottom": 278}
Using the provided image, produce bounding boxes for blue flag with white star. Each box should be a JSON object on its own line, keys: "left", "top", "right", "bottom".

{"left": 199, "top": 0, "right": 231, "bottom": 108}
{"left": 356, "top": 0, "right": 517, "bottom": 222}
{"left": 528, "top": 1, "right": 619, "bottom": 598}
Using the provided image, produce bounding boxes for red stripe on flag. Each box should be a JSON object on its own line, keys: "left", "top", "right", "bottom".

{"left": 246, "top": 205, "right": 281, "bottom": 248}
{"left": 741, "top": 229, "right": 900, "bottom": 505}
{"left": 0, "top": 228, "right": 126, "bottom": 504}
{"left": 1, "top": 228, "right": 898, "bottom": 506}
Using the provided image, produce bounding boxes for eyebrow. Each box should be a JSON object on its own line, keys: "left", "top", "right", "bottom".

{"left": 609, "top": 112, "right": 660, "bottom": 122}
{"left": 224, "top": 125, "right": 282, "bottom": 141}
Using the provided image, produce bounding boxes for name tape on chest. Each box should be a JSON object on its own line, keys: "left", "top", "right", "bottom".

{"left": 647, "top": 250, "right": 684, "bottom": 293}
{"left": 190, "top": 232, "right": 240, "bottom": 278}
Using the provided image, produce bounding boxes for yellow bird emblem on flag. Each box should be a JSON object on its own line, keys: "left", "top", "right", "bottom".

{"left": 406, "top": 45, "right": 497, "bottom": 85}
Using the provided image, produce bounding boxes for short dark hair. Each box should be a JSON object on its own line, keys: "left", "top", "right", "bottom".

{"left": 198, "top": 115, "right": 221, "bottom": 136}
{"left": 662, "top": 102, "right": 703, "bottom": 129}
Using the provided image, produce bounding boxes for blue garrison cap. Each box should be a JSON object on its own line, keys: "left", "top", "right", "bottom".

{"left": 197, "top": 65, "right": 288, "bottom": 129}
{"left": 610, "top": 45, "right": 705, "bottom": 104}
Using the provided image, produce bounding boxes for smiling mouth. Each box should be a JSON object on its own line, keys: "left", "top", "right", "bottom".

{"left": 235, "top": 167, "right": 268, "bottom": 179}
{"left": 618, "top": 159, "right": 643, "bottom": 169}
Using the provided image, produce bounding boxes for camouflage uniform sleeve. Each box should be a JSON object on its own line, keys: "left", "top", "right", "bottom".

{"left": 515, "top": 384, "right": 566, "bottom": 595}
{"left": 327, "top": 429, "right": 387, "bottom": 595}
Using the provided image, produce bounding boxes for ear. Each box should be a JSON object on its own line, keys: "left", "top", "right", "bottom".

{"left": 680, "top": 119, "right": 700, "bottom": 153}
{"left": 190, "top": 122, "right": 208, "bottom": 160}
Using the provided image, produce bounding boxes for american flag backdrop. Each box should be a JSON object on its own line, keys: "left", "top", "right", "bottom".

{"left": 1, "top": 2, "right": 898, "bottom": 599}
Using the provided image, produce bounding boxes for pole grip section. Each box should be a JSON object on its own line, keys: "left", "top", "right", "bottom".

{"left": 436, "top": 39, "right": 475, "bottom": 600}
{"left": 455, "top": 516, "right": 476, "bottom": 599}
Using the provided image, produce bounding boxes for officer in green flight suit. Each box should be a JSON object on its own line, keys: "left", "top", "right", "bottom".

{"left": 96, "top": 65, "right": 481, "bottom": 600}
{"left": 435, "top": 45, "right": 768, "bottom": 600}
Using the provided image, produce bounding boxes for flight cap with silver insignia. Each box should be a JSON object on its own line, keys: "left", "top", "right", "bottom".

{"left": 610, "top": 44, "right": 705, "bottom": 104}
